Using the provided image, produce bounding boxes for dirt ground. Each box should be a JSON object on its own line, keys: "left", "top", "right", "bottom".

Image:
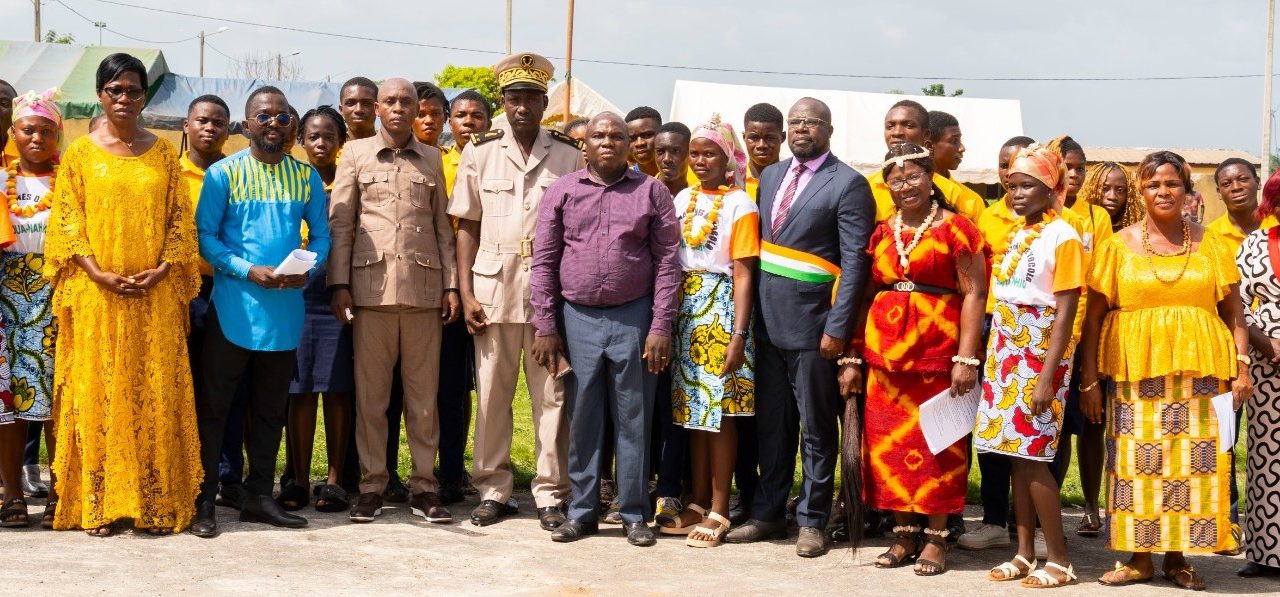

{"left": 7, "top": 493, "right": 1275, "bottom": 596}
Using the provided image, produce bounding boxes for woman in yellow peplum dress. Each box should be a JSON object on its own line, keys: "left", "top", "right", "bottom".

{"left": 1078, "top": 151, "right": 1252, "bottom": 590}
{"left": 44, "top": 54, "right": 203, "bottom": 535}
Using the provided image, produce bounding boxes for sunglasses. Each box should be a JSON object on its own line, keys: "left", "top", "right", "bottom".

{"left": 254, "top": 112, "right": 293, "bottom": 126}
{"left": 102, "top": 86, "right": 146, "bottom": 101}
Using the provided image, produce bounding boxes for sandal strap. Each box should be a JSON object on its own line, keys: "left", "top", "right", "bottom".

{"left": 1044, "top": 562, "right": 1076, "bottom": 580}
{"left": 1025, "top": 570, "right": 1059, "bottom": 586}
{"left": 686, "top": 503, "right": 708, "bottom": 516}
{"left": 704, "top": 511, "right": 730, "bottom": 528}
{"left": 1015, "top": 554, "right": 1037, "bottom": 569}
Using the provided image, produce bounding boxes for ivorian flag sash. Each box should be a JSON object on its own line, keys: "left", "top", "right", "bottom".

{"left": 759, "top": 241, "right": 839, "bottom": 303}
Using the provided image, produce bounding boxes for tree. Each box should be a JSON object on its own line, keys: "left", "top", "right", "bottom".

{"left": 43, "top": 30, "right": 75, "bottom": 44}
{"left": 226, "top": 52, "right": 303, "bottom": 82}
{"left": 921, "top": 83, "right": 964, "bottom": 97}
{"left": 434, "top": 65, "right": 500, "bottom": 111}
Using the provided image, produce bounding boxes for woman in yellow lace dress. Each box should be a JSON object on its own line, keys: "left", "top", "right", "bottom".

{"left": 1077, "top": 151, "right": 1252, "bottom": 590}
{"left": 44, "top": 54, "right": 202, "bottom": 535}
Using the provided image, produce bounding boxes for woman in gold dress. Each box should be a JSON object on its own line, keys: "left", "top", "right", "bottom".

{"left": 45, "top": 53, "right": 203, "bottom": 535}
{"left": 1078, "top": 151, "right": 1252, "bottom": 590}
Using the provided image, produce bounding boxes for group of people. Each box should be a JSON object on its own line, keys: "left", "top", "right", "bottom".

{"left": 0, "top": 49, "right": 1278, "bottom": 590}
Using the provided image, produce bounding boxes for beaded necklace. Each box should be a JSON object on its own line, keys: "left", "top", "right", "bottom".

{"left": 681, "top": 185, "right": 735, "bottom": 249}
{"left": 994, "top": 209, "right": 1055, "bottom": 283}
{"left": 1142, "top": 217, "right": 1193, "bottom": 284}
{"left": 3, "top": 160, "right": 57, "bottom": 218}
{"left": 891, "top": 200, "right": 938, "bottom": 273}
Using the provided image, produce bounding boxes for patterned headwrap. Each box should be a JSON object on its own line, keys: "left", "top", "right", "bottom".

{"left": 12, "top": 88, "right": 62, "bottom": 129}
{"left": 1006, "top": 143, "right": 1064, "bottom": 200}
{"left": 691, "top": 114, "right": 748, "bottom": 187}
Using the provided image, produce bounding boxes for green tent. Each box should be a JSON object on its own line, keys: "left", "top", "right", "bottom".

{"left": 0, "top": 39, "right": 169, "bottom": 119}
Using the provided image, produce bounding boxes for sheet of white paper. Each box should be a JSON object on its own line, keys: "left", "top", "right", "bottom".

{"left": 919, "top": 385, "right": 982, "bottom": 455}
{"left": 1211, "top": 392, "right": 1236, "bottom": 453}
{"left": 273, "top": 249, "right": 318, "bottom": 276}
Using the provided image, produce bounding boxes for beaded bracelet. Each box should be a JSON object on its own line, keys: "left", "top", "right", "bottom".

{"left": 951, "top": 355, "right": 980, "bottom": 367}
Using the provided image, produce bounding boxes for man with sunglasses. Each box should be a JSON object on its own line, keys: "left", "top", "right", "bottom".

{"left": 191, "top": 86, "right": 332, "bottom": 537}
{"left": 328, "top": 78, "right": 460, "bottom": 524}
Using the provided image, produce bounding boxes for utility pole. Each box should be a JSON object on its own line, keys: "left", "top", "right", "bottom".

{"left": 505, "top": 0, "right": 512, "bottom": 55}
{"left": 94, "top": 21, "right": 106, "bottom": 46}
{"left": 33, "top": 0, "right": 41, "bottom": 42}
{"left": 198, "top": 27, "right": 229, "bottom": 78}
{"left": 1265, "top": 0, "right": 1276, "bottom": 180}
{"left": 563, "top": 0, "right": 574, "bottom": 124}
{"left": 277, "top": 51, "right": 300, "bottom": 81}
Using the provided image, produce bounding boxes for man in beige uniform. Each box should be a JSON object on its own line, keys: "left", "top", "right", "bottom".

{"left": 450, "top": 52, "right": 584, "bottom": 530}
{"left": 329, "top": 78, "right": 460, "bottom": 524}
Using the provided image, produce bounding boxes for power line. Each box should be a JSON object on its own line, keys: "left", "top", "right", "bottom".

{"left": 53, "top": 0, "right": 195, "bottom": 44}
{"left": 84, "top": 0, "right": 1276, "bottom": 83}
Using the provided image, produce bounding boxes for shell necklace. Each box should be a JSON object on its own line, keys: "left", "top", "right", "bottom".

{"left": 892, "top": 200, "right": 938, "bottom": 273}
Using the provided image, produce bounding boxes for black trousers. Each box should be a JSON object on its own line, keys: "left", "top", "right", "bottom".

{"left": 751, "top": 337, "right": 842, "bottom": 529}
{"left": 198, "top": 310, "right": 296, "bottom": 500}
{"left": 437, "top": 319, "right": 474, "bottom": 483}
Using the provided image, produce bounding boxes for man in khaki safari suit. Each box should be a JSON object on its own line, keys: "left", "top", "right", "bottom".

{"left": 328, "top": 78, "right": 460, "bottom": 525}
{"left": 450, "top": 52, "right": 583, "bottom": 530}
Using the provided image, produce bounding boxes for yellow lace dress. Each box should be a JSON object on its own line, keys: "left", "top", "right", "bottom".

{"left": 44, "top": 137, "right": 203, "bottom": 531}
{"left": 1088, "top": 231, "right": 1238, "bottom": 553}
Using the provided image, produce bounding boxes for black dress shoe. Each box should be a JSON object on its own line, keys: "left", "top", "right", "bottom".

{"left": 625, "top": 522, "right": 656, "bottom": 547}
{"left": 470, "top": 499, "right": 517, "bottom": 526}
{"left": 437, "top": 478, "right": 466, "bottom": 506}
{"left": 538, "top": 506, "right": 567, "bottom": 531}
{"left": 239, "top": 494, "right": 308, "bottom": 528}
{"left": 189, "top": 501, "right": 218, "bottom": 538}
{"left": 728, "top": 504, "right": 751, "bottom": 526}
{"left": 1239, "top": 562, "right": 1280, "bottom": 577}
{"left": 215, "top": 483, "right": 247, "bottom": 510}
{"left": 551, "top": 519, "right": 599, "bottom": 543}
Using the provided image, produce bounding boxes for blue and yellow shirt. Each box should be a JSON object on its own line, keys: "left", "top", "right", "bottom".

{"left": 196, "top": 149, "right": 331, "bottom": 351}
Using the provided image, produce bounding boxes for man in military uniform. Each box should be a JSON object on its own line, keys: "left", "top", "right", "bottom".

{"left": 449, "top": 52, "right": 584, "bottom": 530}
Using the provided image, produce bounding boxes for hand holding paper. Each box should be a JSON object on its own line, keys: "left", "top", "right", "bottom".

{"left": 919, "top": 385, "right": 982, "bottom": 455}
{"left": 1211, "top": 392, "right": 1237, "bottom": 453}
{"left": 273, "top": 249, "right": 318, "bottom": 276}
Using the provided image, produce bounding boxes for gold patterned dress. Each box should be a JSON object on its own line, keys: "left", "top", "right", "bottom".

{"left": 44, "top": 137, "right": 203, "bottom": 531}
{"left": 1088, "top": 231, "right": 1238, "bottom": 553}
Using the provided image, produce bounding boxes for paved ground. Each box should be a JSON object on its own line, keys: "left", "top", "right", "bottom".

{"left": 6, "top": 493, "right": 1276, "bottom": 596}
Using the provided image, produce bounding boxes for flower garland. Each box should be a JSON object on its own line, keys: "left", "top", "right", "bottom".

{"left": 1141, "top": 216, "right": 1192, "bottom": 284}
{"left": 994, "top": 209, "right": 1055, "bottom": 283}
{"left": 891, "top": 199, "right": 938, "bottom": 273}
{"left": 3, "top": 161, "right": 57, "bottom": 219}
{"left": 682, "top": 186, "right": 734, "bottom": 249}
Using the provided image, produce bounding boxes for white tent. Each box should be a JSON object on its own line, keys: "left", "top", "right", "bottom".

{"left": 491, "top": 77, "right": 623, "bottom": 130}
{"left": 669, "top": 80, "right": 1023, "bottom": 185}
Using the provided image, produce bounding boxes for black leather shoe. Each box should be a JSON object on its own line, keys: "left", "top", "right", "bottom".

{"left": 189, "top": 501, "right": 218, "bottom": 538}
{"left": 551, "top": 519, "right": 599, "bottom": 543}
{"left": 470, "top": 499, "right": 517, "bottom": 526}
{"left": 239, "top": 494, "right": 308, "bottom": 528}
{"left": 1239, "top": 562, "right": 1280, "bottom": 577}
{"left": 215, "top": 483, "right": 247, "bottom": 510}
{"left": 796, "top": 526, "right": 829, "bottom": 557}
{"left": 538, "top": 505, "right": 567, "bottom": 531}
{"left": 728, "top": 504, "right": 751, "bottom": 526}
{"left": 438, "top": 478, "right": 466, "bottom": 505}
{"left": 625, "top": 521, "right": 656, "bottom": 547}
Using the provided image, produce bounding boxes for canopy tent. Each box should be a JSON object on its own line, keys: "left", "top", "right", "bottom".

{"left": 0, "top": 40, "right": 169, "bottom": 119}
{"left": 669, "top": 80, "right": 1023, "bottom": 184}
{"left": 143, "top": 74, "right": 469, "bottom": 133}
{"left": 491, "top": 77, "right": 623, "bottom": 130}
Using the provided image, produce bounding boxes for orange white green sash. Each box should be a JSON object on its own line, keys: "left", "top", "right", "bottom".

{"left": 760, "top": 241, "right": 841, "bottom": 304}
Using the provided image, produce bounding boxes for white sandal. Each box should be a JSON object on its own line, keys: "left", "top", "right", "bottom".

{"left": 686, "top": 511, "right": 731, "bottom": 548}
{"left": 1021, "top": 562, "right": 1078, "bottom": 588}
{"left": 659, "top": 503, "right": 706, "bottom": 535}
{"left": 989, "top": 554, "right": 1037, "bottom": 581}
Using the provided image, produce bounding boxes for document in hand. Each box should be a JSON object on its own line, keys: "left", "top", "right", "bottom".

{"left": 919, "top": 385, "right": 982, "bottom": 455}
{"left": 1210, "top": 392, "right": 1236, "bottom": 453}
{"left": 273, "top": 249, "right": 318, "bottom": 276}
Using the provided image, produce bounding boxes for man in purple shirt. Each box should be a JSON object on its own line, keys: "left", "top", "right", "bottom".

{"left": 530, "top": 112, "right": 681, "bottom": 547}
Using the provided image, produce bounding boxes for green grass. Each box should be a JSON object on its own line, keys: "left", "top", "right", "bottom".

{"left": 282, "top": 371, "right": 1249, "bottom": 508}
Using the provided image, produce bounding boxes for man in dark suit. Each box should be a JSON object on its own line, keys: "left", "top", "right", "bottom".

{"left": 723, "top": 97, "right": 874, "bottom": 557}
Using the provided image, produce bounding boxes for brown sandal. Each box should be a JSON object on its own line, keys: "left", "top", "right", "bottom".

{"left": 1076, "top": 512, "right": 1102, "bottom": 537}
{"left": 0, "top": 497, "right": 30, "bottom": 528}
{"left": 1163, "top": 565, "right": 1206, "bottom": 591}
{"left": 41, "top": 499, "right": 56, "bottom": 528}
{"left": 914, "top": 528, "right": 950, "bottom": 576}
{"left": 875, "top": 525, "right": 921, "bottom": 569}
{"left": 1099, "top": 562, "right": 1154, "bottom": 586}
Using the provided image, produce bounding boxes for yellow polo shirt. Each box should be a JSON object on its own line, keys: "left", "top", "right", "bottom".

{"left": 180, "top": 153, "right": 215, "bottom": 276}
{"left": 2, "top": 138, "right": 17, "bottom": 167}
{"left": 443, "top": 144, "right": 462, "bottom": 198}
{"left": 1206, "top": 213, "right": 1279, "bottom": 256}
{"left": 868, "top": 170, "right": 986, "bottom": 223}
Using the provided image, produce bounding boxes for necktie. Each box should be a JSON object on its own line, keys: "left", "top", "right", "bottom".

{"left": 771, "top": 162, "right": 806, "bottom": 237}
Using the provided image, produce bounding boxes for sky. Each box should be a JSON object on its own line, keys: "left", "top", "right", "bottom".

{"left": 2, "top": 0, "right": 1275, "bottom": 156}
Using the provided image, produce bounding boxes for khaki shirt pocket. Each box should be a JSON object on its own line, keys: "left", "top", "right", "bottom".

{"left": 409, "top": 174, "right": 437, "bottom": 209}
{"left": 480, "top": 179, "right": 515, "bottom": 217}
{"left": 359, "top": 171, "right": 393, "bottom": 207}
{"left": 413, "top": 251, "right": 443, "bottom": 299}
{"left": 471, "top": 257, "right": 503, "bottom": 308}
{"left": 352, "top": 250, "right": 387, "bottom": 300}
